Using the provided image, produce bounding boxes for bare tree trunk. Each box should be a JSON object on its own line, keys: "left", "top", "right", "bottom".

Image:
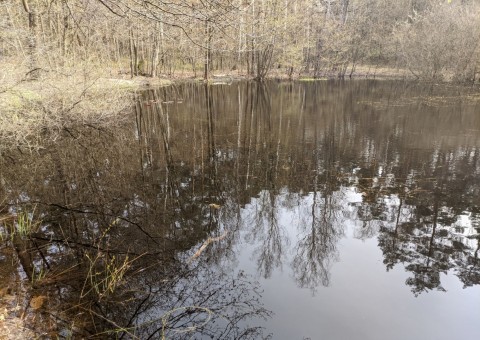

{"left": 238, "top": 12, "right": 244, "bottom": 69}
{"left": 129, "top": 28, "right": 138, "bottom": 77}
{"left": 61, "top": 1, "right": 68, "bottom": 63}
{"left": 313, "top": 35, "right": 323, "bottom": 78}
{"left": 341, "top": 0, "right": 350, "bottom": 25}
{"left": 249, "top": 0, "right": 256, "bottom": 76}
{"left": 129, "top": 30, "right": 135, "bottom": 78}
{"left": 151, "top": 31, "right": 159, "bottom": 77}
{"left": 204, "top": 19, "right": 212, "bottom": 79}
{"left": 22, "top": 0, "right": 39, "bottom": 80}
{"left": 326, "top": 0, "right": 332, "bottom": 19}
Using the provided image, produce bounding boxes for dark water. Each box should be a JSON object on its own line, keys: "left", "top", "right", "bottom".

{"left": 1, "top": 80, "right": 479, "bottom": 339}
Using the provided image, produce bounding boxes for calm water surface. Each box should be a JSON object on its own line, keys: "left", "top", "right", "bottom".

{"left": 1, "top": 80, "right": 479, "bottom": 339}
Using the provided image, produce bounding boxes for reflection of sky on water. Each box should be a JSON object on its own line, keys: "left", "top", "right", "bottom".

{"left": 227, "top": 187, "right": 480, "bottom": 339}
{"left": 2, "top": 80, "right": 480, "bottom": 338}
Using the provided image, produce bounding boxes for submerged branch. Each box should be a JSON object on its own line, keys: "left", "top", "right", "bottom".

{"left": 188, "top": 231, "right": 228, "bottom": 263}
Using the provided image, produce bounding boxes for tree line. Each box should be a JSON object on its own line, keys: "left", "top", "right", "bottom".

{"left": 1, "top": 0, "right": 480, "bottom": 82}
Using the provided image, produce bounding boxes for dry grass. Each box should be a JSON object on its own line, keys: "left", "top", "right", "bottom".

{"left": 0, "top": 59, "right": 171, "bottom": 150}
{"left": 0, "top": 316, "right": 36, "bottom": 340}
{"left": 0, "top": 249, "right": 36, "bottom": 340}
{"left": 351, "top": 65, "right": 411, "bottom": 79}
{"left": 0, "top": 57, "right": 412, "bottom": 151}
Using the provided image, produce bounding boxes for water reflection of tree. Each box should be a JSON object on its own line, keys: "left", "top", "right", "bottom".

{"left": 124, "top": 82, "right": 480, "bottom": 299}
{"left": 240, "top": 82, "right": 287, "bottom": 279}
{"left": 292, "top": 127, "right": 344, "bottom": 291}
{"left": 2, "top": 80, "right": 480, "bottom": 336}
{"left": 111, "top": 259, "right": 271, "bottom": 339}
{"left": 375, "top": 146, "right": 480, "bottom": 295}
{"left": 0, "top": 84, "right": 271, "bottom": 337}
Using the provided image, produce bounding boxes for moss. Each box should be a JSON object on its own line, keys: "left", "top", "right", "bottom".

{"left": 0, "top": 89, "right": 42, "bottom": 109}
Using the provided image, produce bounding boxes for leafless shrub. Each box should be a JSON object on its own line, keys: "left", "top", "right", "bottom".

{"left": 397, "top": 3, "right": 480, "bottom": 82}
{"left": 0, "top": 62, "right": 132, "bottom": 150}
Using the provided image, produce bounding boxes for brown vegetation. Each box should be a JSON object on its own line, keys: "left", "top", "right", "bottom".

{"left": 1, "top": 1, "right": 479, "bottom": 150}
{"left": 0, "top": 60, "right": 163, "bottom": 150}
{"left": 1, "top": 0, "right": 480, "bottom": 83}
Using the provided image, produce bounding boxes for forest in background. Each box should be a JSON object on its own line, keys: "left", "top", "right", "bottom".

{"left": 1, "top": 0, "right": 480, "bottom": 82}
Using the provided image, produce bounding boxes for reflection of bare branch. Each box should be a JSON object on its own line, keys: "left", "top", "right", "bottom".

{"left": 132, "top": 266, "right": 272, "bottom": 339}
{"left": 255, "top": 225, "right": 283, "bottom": 278}
{"left": 292, "top": 189, "right": 343, "bottom": 291}
{"left": 246, "top": 191, "right": 286, "bottom": 278}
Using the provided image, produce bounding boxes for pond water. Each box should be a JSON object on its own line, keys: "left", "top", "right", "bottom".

{"left": 1, "top": 80, "right": 480, "bottom": 339}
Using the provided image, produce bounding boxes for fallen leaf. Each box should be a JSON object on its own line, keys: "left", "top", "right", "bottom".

{"left": 30, "top": 296, "right": 47, "bottom": 310}
{"left": 0, "top": 287, "right": 9, "bottom": 298}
